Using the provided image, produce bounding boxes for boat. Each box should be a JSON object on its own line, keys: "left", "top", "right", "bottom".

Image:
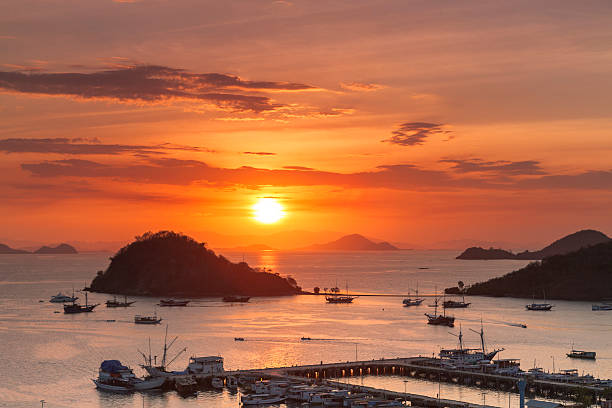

{"left": 325, "top": 283, "right": 357, "bottom": 304}
{"left": 63, "top": 292, "right": 98, "bottom": 314}
{"left": 241, "top": 394, "right": 286, "bottom": 405}
{"left": 403, "top": 283, "right": 424, "bottom": 307}
{"left": 106, "top": 295, "right": 135, "bottom": 308}
{"left": 440, "top": 323, "right": 504, "bottom": 366}
{"left": 526, "top": 291, "right": 553, "bottom": 311}
{"left": 526, "top": 303, "right": 553, "bottom": 311}
{"left": 49, "top": 292, "right": 78, "bottom": 303}
{"left": 425, "top": 290, "right": 455, "bottom": 327}
{"left": 159, "top": 299, "right": 190, "bottom": 307}
{"left": 175, "top": 376, "right": 198, "bottom": 394}
{"left": 234, "top": 337, "right": 245, "bottom": 341}
{"left": 592, "top": 302, "right": 612, "bottom": 311}
{"left": 301, "top": 336, "right": 312, "bottom": 341}
{"left": 222, "top": 296, "right": 250, "bottom": 303}
{"left": 567, "top": 350, "right": 596, "bottom": 360}
{"left": 211, "top": 377, "right": 224, "bottom": 389}
{"left": 134, "top": 313, "right": 162, "bottom": 324}
{"left": 92, "top": 359, "right": 165, "bottom": 392}
{"left": 227, "top": 376, "right": 238, "bottom": 390}
{"left": 443, "top": 294, "right": 471, "bottom": 308}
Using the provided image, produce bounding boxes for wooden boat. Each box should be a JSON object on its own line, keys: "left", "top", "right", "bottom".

{"left": 444, "top": 294, "right": 471, "bottom": 308}
{"left": 234, "top": 337, "right": 245, "bottom": 341}
{"left": 325, "top": 283, "right": 357, "bottom": 303}
{"left": 93, "top": 360, "right": 165, "bottom": 392}
{"left": 241, "top": 394, "right": 286, "bottom": 405}
{"left": 526, "top": 303, "right": 553, "bottom": 311}
{"left": 175, "top": 376, "right": 198, "bottom": 394}
{"left": 425, "top": 290, "right": 455, "bottom": 327}
{"left": 134, "top": 313, "right": 162, "bottom": 324}
{"left": 222, "top": 296, "right": 250, "bottom": 303}
{"left": 106, "top": 295, "right": 135, "bottom": 308}
{"left": 403, "top": 282, "right": 424, "bottom": 307}
{"left": 159, "top": 299, "right": 190, "bottom": 307}
{"left": 567, "top": 350, "right": 596, "bottom": 360}
{"left": 63, "top": 292, "right": 98, "bottom": 314}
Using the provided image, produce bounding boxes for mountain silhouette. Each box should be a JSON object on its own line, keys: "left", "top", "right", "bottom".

{"left": 302, "top": 234, "right": 399, "bottom": 251}
{"left": 456, "top": 229, "right": 609, "bottom": 260}
{"left": 34, "top": 243, "right": 78, "bottom": 254}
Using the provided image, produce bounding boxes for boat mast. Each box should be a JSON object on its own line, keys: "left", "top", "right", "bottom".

{"left": 161, "top": 325, "right": 168, "bottom": 368}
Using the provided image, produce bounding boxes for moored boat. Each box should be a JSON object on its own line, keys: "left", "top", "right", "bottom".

{"left": 222, "top": 296, "right": 250, "bottom": 302}
{"left": 93, "top": 359, "right": 165, "bottom": 392}
{"left": 526, "top": 303, "right": 553, "bottom": 311}
{"left": 106, "top": 295, "right": 135, "bottom": 308}
{"left": 592, "top": 302, "right": 612, "bottom": 311}
{"left": 175, "top": 376, "right": 198, "bottom": 394}
{"left": 567, "top": 350, "right": 596, "bottom": 360}
{"left": 211, "top": 377, "right": 224, "bottom": 389}
{"left": 425, "top": 291, "right": 455, "bottom": 327}
{"left": 443, "top": 294, "right": 471, "bottom": 308}
{"left": 159, "top": 299, "right": 190, "bottom": 307}
{"left": 241, "top": 393, "right": 286, "bottom": 405}
{"left": 63, "top": 292, "right": 98, "bottom": 314}
{"left": 403, "top": 282, "right": 424, "bottom": 306}
{"left": 134, "top": 313, "right": 162, "bottom": 324}
{"left": 49, "top": 292, "right": 78, "bottom": 303}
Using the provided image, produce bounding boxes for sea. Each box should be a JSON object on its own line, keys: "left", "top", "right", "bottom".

{"left": 1, "top": 250, "right": 610, "bottom": 408}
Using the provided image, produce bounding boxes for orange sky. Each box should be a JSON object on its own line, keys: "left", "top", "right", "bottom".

{"left": 1, "top": 1, "right": 612, "bottom": 248}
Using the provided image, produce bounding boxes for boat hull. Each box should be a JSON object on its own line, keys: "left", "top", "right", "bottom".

{"left": 92, "top": 379, "right": 133, "bottom": 392}
{"left": 133, "top": 377, "right": 166, "bottom": 390}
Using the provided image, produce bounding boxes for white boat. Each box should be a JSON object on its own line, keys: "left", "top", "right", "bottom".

{"left": 592, "top": 302, "right": 612, "bottom": 311}
{"left": 211, "top": 377, "right": 224, "bottom": 389}
{"left": 93, "top": 360, "right": 165, "bottom": 392}
{"left": 49, "top": 292, "right": 78, "bottom": 303}
{"left": 241, "top": 394, "right": 286, "bottom": 405}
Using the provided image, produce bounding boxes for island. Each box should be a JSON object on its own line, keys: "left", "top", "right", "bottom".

{"left": 0, "top": 242, "right": 78, "bottom": 254}
{"left": 34, "top": 243, "right": 78, "bottom": 254}
{"left": 301, "top": 234, "right": 399, "bottom": 251}
{"left": 456, "top": 229, "right": 610, "bottom": 260}
{"left": 88, "top": 231, "right": 302, "bottom": 297}
{"left": 447, "top": 239, "right": 612, "bottom": 301}
{"left": 0, "top": 243, "right": 30, "bottom": 254}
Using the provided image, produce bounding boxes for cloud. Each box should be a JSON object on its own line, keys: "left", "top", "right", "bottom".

{"left": 383, "top": 122, "right": 451, "bottom": 146}
{"left": 340, "top": 82, "right": 386, "bottom": 92}
{"left": 19, "top": 156, "right": 612, "bottom": 192}
{"left": 0, "top": 65, "right": 318, "bottom": 113}
{"left": 0, "top": 138, "right": 212, "bottom": 155}
{"left": 441, "top": 158, "right": 546, "bottom": 175}
{"left": 243, "top": 151, "right": 276, "bottom": 156}
{"left": 282, "top": 166, "right": 314, "bottom": 171}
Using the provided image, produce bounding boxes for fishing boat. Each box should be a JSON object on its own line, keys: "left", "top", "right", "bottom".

{"left": 234, "top": 337, "right": 245, "bottom": 341}
{"left": 443, "top": 294, "right": 471, "bottom": 308}
{"left": 63, "top": 292, "right": 98, "bottom": 314}
{"left": 402, "top": 283, "right": 424, "bottom": 307}
{"left": 159, "top": 299, "right": 190, "bottom": 307}
{"left": 92, "top": 360, "right": 165, "bottom": 392}
{"left": 425, "top": 291, "right": 454, "bottom": 327}
{"left": 106, "top": 295, "right": 135, "bottom": 308}
{"left": 222, "top": 296, "right": 250, "bottom": 303}
{"left": 241, "top": 394, "right": 286, "bottom": 405}
{"left": 300, "top": 336, "right": 312, "bottom": 341}
{"left": 49, "top": 291, "right": 78, "bottom": 303}
{"left": 134, "top": 313, "right": 162, "bottom": 324}
{"left": 567, "top": 350, "right": 596, "bottom": 360}
{"left": 175, "top": 376, "right": 198, "bottom": 394}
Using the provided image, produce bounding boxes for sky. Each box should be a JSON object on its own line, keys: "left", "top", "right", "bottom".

{"left": 1, "top": 0, "right": 612, "bottom": 249}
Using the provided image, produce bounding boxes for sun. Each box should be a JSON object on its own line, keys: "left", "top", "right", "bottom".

{"left": 252, "top": 198, "right": 285, "bottom": 224}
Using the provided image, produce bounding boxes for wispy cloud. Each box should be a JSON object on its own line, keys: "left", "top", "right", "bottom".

{"left": 383, "top": 122, "right": 451, "bottom": 146}
{"left": 340, "top": 82, "right": 386, "bottom": 92}
{"left": 0, "top": 65, "right": 318, "bottom": 113}
{"left": 243, "top": 151, "right": 276, "bottom": 156}
{"left": 0, "top": 138, "right": 212, "bottom": 155}
{"left": 441, "top": 158, "right": 546, "bottom": 175}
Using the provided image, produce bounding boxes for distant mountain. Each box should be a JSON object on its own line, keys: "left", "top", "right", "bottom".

{"left": 34, "top": 243, "right": 78, "bottom": 254}
{"left": 456, "top": 229, "right": 610, "bottom": 260}
{"left": 0, "top": 243, "right": 30, "bottom": 254}
{"left": 302, "top": 234, "right": 399, "bottom": 251}
{"left": 449, "top": 240, "right": 612, "bottom": 301}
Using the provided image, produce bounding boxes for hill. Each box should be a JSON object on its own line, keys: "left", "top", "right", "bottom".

{"left": 302, "top": 234, "right": 399, "bottom": 251}
{"left": 0, "top": 243, "right": 30, "bottom": 254}
{"left": 88, "top": 231, "right": 301, "bottom": 297}
{"left": 448, "top": 240, "right": 612, "bottom": 301}
{"left": 456, "top": 229, "right": 609, "bottom": 260}
{"left": 34, "top": 243, "right": 78, "bottom": 254}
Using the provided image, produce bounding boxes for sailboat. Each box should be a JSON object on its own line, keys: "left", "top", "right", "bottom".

{"left": 139, "top": 326, "right": 188, "bottom": 377}
{"left": 439, "top": 323, "right": 504, "bottom": 367}
{"left": 63, "top": 291, "right": 99, "bottom": 313}
{"left": 526, "top": 291, "right": 553, "bottom": 311}
{"left": 106, "top": 295, "right": 136, "bottom": 308}
{"left": 443, "top": 293, "right": 471, "bottom": 308}
{"left": 403, "top": 282, "right": 424, "bottom": 306}
{"left": 425, "top": 289, "right": 455, "bottom": 327}
{"left": 325, "top": 282, "right": 357, "bottom": 303}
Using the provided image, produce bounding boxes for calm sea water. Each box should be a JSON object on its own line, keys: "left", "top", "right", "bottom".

{"left": 1, "top": 251, "right": 610, "bottom": 408}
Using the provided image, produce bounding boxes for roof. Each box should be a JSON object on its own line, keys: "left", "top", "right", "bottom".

{"left": 190, "top": 356, "right": 223, "bottom": 362}
{"left": 526, "top": 400, "right": 563, "bottom": 408}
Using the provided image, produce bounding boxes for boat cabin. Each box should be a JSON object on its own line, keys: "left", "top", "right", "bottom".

{"left": 187, "top": 356, "right": 224, "bottom": 375}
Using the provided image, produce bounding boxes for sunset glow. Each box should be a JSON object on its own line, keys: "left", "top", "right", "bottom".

{"left": 252, "top": 198, "right": 285, "bottom": 224}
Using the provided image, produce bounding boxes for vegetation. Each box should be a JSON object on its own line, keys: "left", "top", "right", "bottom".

{"left": 89, "top": 231, "right": 301, "bottom": 297}
{"left": 449, "top": 240, "right": 612, "bottom": 301}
